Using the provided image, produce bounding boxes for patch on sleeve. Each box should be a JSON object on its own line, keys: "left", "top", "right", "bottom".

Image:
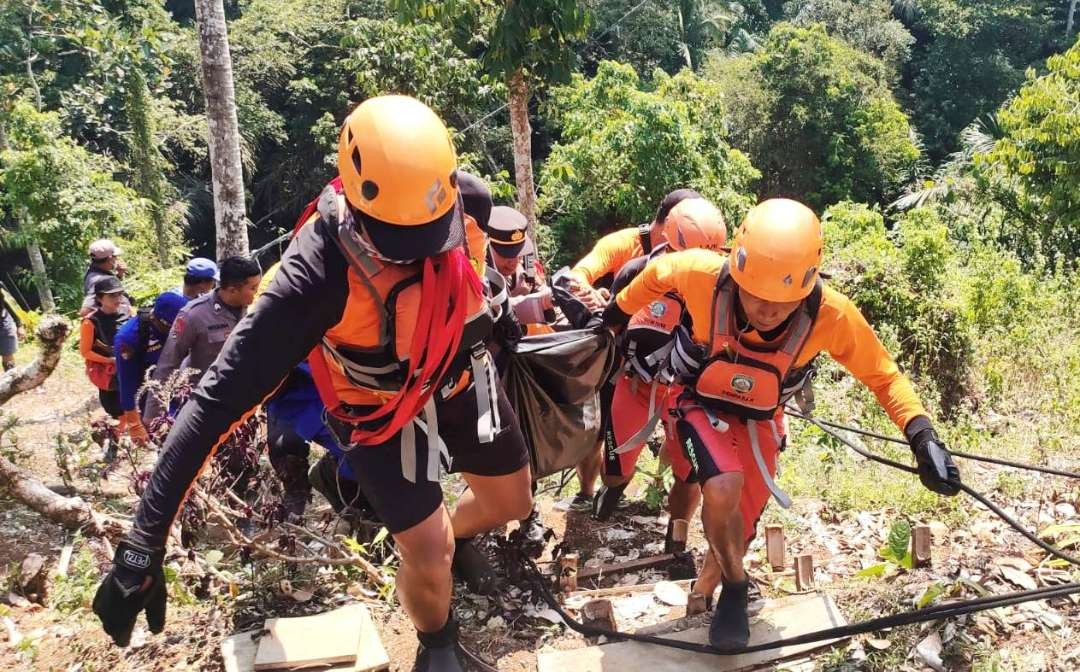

{"left": 172, "top": 316, "right": 185, "bottom": 339}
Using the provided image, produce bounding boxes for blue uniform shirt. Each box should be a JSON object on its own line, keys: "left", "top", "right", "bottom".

{"left": 114, "top": 313, "right": 172, "bottom": 412}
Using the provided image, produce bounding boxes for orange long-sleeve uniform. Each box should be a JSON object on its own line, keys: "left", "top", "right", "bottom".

{"left": 80, "top": 318, "right": 114, "bottom": 365}
{"left": 614, "top": 249, "right": 927, "bottom": 431}
{"left": 570, "top": 227, "right": 646, "bottom": 286}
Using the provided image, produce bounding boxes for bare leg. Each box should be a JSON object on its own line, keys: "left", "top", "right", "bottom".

{"left": 695, "top": 546, "right": 723, "bottom": 599}
{"left": 450, "top": 464, "right": 533, "bottom": 538}
{"left": 575, "top": 442, "right": 602, "bottom": 497}
{"left": 392, "top": 506, "right": 456, "bottom": 633}
{"left": 700, "top": 472, "right": 747, "bottom": 581}
{"left": 699, "top": 472, "right": 752, "bottom": 650}
{"left": 667, "top": 478, "right": 702, "bottom": 522}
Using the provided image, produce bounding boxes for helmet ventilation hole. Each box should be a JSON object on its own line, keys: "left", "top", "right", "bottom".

{"left": 351, "top": 147, "right": 362, "bottom": 176}
{"left": 362, "top": 180, "right": 379, "bottom": 200}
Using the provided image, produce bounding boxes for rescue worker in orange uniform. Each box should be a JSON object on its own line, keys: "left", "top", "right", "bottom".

{"left": 92, "top": 96, "right": 533, "bottom": 672}
{"left": 567, "top": 188, "right": 701, "bottom": 309}
{"left": 602, "top": 199, "right": 961, "bottom": 650}
{"left": 563, "top": 189, "right": 702, "bottom": 511}
{"left": 593, "top": 199, "right": 726, "bottom": 563}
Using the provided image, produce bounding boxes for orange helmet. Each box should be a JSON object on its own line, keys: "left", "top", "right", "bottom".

{"left": 730, "top": 199, "right": 823, "bottom": 302}
{"left": 662, "top": 197, "right": 727, "bottom": 252}
{"left": 337, "top": 95, "right": 462, "bottom": 261}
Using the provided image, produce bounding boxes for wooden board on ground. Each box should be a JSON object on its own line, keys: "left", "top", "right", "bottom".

{"left": 221, "top": 604, "right": 389, "bottom": 672}
{"left": 537, "top": 592, "right": 847, "bottom": 672}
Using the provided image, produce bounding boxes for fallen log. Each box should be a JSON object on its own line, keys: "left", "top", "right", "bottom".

{"left": 0, "top": 316, "right": 69, "bottom": 406}
{"left": 0, "top": 451, "right": 128, "bottom": 541}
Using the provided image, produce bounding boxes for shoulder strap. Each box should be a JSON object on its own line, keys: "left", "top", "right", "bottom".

{"left": 708, "top": 260, "right": 734, "bottom": 354}
{"left": 137, "top": 307, "right": 153, "bottom": 348}
{"left": 637, "top": 223, "right": 652, "bottom": 254}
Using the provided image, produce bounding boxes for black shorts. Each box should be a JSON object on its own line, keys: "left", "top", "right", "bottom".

{"left": 99, "top": 388, "right": 123, "bottom": 418}
{"left": 339, "top": 381, "right": 529, "bottom": 533}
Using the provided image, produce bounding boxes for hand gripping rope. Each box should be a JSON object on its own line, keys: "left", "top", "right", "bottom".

{"left": 519, "top": 409, "right": 1080, "bottom": 657}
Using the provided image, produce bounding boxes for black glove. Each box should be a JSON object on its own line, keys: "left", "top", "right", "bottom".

{"left": 906, "top": 418, "right": 961, "bottom": 496}
{"left": 93, "top": 540, "right": 167, "bottom": 646}
{"left": 600, "top": 299, "right": 631, "bottom": 331}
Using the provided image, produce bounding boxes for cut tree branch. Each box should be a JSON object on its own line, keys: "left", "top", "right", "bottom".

{"left": 0, "top": 451, "right": 129, "bottom": 541}
{"left": 0, "top": 315, "right": 69, "bottom": 405}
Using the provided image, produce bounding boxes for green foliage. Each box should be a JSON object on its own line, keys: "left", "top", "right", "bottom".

{"left": 706, "top": 23, "right": 920, "bottom": 209}
{"left": 581, "top": 0, "right": 768, "bottom": 75}
{"left": 0, "top": 99, "right": 155, "bottom": 310}
{"left": 822, "top": 202, "right": 970, "bottom": 412}
{"left": 979, "top": 39, "right": 1080, "bottom": 266}
{"left": 881, "top": 518, "right": 914, "bottom": 568}
{"left": 393, "top": 0, "right": 590, "bottom": 85}
{"left": 908, "top": 0, "right": 1059, "bottom": 159}
{"left": 538, "top": 61, "right": 759, "bottom": 266}
{"left": 49, "top": 537, "right": 100, "bottom": 614}
{"left": 784, "top": 0, "right": 915, "bottom": 75}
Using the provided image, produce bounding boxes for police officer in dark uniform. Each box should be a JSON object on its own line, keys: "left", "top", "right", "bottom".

{"left": 487, "top": 206, "right": 554, "bottom": 330}
{"left": 143, "top": 256, "right": 262, "bottom": 422}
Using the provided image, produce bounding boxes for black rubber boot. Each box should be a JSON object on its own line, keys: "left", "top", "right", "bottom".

{"left": 517, "top": 507, "right": 549, "bottom": 559}
{"left": 452, "top": 537, "right": 496, "bottom": 595}
{"left": 270, "top": 453, "right": 311, "bottom": 521}
{"left": 664, "top": 519, "right": 686, "bottom": 554}
{"left": 591, "top": 482, "right": 628, "bottom": 521}
{"left": 709, "top": 579, "right": 750, "bottom": 651}
{"left": 413, "top": 614, "right": 467, "bottom": 672}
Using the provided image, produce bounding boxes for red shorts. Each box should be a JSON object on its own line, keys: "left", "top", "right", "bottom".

{"left": 602, "top": 376, "right": 692, "bottom": 481}
{"left": 673, "top": 404, "right": 786, "bottom": 541}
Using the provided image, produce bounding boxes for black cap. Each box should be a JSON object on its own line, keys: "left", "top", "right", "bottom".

{"left": 94, "top": 275, "right": 125, "bottom": 295}
{"left": 488, "top": 206, "right": 531, "bottom": 259}
{"left": 654, "top": 188, "right": 702, "bottom": 225}
{"left": 357, "top": 197, "right": 465, "bottom": 262}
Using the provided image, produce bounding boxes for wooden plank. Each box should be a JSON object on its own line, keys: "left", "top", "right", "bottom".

{"left": 560, "top": 553, "right": 579, "bottom": 592}
{"left": 568, "top": 579, "right": 695, "bottom": 600}
{"left": 221, "top": 630, "right": 260, "bottom": 672}
{"left": 765, "top": 525, "right": 785, "bottom": 572}
{"left": 582, "top": 599, "right": 619, "bottom": 632}
{"left": 685, "top": 592, "right": 708, "bottom": 617}
{"left": 794, "top": 555, "right": 814, "bottom": 591}
{"left": 55, "top": 542, "right": 74, "bottom": 578}
{"left": 537, "top": 592, "right": 848, "bottom": 672}
{"left": 355, "top": 605, "right": 391, "bottom": 672}
{"left": 911, "top": 524, "right": 932, "bottom": 568}
{"left": 223, "top": 629, "right": 375, "bottom": 672}
{"left": 253, "top": 604, "right": 384, "bottom": 671}
{"left": 577, "top": 554, "right": 677, "bottom": 582}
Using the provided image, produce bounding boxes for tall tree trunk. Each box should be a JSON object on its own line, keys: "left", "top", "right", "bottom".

{"left": 507, "top": 68, "right": 538, "bottom": 239}
{"left": 126, "top": 70, "right": 170, "bottom": 267}
{"left": 193, "top": 0, "right": 249, "bottom": 259}
{"left": 24, "top": 237, "right": 55, "bottom": 313}
{"left": 1069, "top": 0, "right": 1078, "bottom": 37}
{"left": 1, "top": 113, "right": 55, "bottom": 313}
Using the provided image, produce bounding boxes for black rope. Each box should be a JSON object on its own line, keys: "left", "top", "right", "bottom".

{"left": 517, "top": 412, "right": 1080, "bottom": 658}
{"left": 784, "top": 410, "right": 1080, "bottom": 479}
{"left": 797, "top": 414, "right": 1080, "bottom": 569}
{"left": 523, "top": 555, "right": 1080, "bottom": 656}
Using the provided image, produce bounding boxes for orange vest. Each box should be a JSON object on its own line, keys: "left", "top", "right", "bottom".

{"left": 309, "top": 204, "right": 492, "bottom": 410}
{"left": 694, "top": 262, "right": 822, "bottom": 420}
